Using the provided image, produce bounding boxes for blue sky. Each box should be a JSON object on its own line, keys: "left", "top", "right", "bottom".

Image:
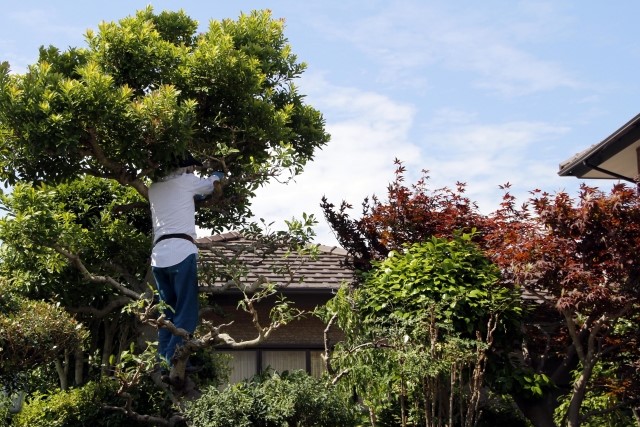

{"left": 1, "top": 1, "right": 638, "bottom": 245}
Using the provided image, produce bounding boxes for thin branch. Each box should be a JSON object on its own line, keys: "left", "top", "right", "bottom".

{"left": 580, "top": 397, "right": 640, "bottom": 422}
{"left": 52, "top": 244, "right": 141, "bottom": 300}
{"left": 104, "top": 392, "right": 186, "bottom": 427}
{"left": 562, "top": 308, "right": 586, "bottom": 362}
{"left": 85, "top": 127, "right": 149, "bottom": 200}
{"left": 111, "top": 201, "right": 149, "bottom": 216}
{"left": 322, "top": 313, "right": 338, "bottom": 375}
{"left": 67, "top": 296, "right": 132, "bottom": 318}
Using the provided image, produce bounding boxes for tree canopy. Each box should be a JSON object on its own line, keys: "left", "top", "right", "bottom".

{"left": 0, "top": 8, "right": 331, "bottom": 425}
{"left": 322, "top": 233, "right": 523, "bottom": 426}
{"left": 0, "top": 7, "right": 329, "bottom": 227}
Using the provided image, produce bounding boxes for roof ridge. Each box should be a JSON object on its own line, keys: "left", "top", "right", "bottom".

{"left": 196, "top": 231, "right": 242, "bottom": 244}
{"left": 197, "top": 232, "right": 347, "bottom": 256}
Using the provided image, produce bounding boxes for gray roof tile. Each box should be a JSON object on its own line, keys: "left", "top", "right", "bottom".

{"left": 196, "top": 233, "right": 353, "bottom": 292}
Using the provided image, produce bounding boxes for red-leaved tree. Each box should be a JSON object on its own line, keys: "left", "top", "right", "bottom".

{"left": 321, "top": 159, "right": 640, "bottom": 427}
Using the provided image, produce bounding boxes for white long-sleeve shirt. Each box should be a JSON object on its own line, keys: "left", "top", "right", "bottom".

{"left": 149, "top": 172, "right": 219, "bottom": 267}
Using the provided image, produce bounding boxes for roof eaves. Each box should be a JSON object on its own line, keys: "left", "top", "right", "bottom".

{"left": 558, "top": 113, "right": 640, "bottom": 180}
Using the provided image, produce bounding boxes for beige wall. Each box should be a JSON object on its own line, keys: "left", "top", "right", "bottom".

{"left": 203, "top": 291, "right": 344, "bottom": 385}
{"left": 203, "top": 292, "right": 344, "bottom": 347}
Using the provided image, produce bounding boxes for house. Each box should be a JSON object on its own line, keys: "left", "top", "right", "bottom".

{"left": 558, "top": 113, "right": 640, "bottom": 183}
{"left": 195, "top": 232, "right": 351, "bottom": 384}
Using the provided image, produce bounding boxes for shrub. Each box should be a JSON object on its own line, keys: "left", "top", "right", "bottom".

{"left": 185, "top": 370, "right": 362, "bottom": 426}
{"left": 0, "top": 393, "right": 11, "bottom": 427}
{"left": 11, "top": 380, "right": 127, "bottom": 427}
{"left": 0, "top": 295, "right": 88, "bottom": 389}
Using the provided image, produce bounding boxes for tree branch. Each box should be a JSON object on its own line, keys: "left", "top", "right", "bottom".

{"left": 562, "top": 309, "right": 585, "bottom": 362}
{"left": 104, "top": 392, "right": 186, "bottom": 427}
{"left": 85, "top": 127, "right": 149, "bottom": 200}
{"left": 67, "top": 296, "right": 132, "bottom": 318}
{"left": 322, "top": 313, "right": 338, "bottom": 376}
{"left": 52, "top": 244, "right": 142, "bottom": 300}
{"left": 111, "top": 201, "right": 149, "bottom": 216}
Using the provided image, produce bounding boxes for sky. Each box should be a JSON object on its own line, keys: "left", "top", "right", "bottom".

{"left": 1, "top": 0, "right": 639, "bottom": 246}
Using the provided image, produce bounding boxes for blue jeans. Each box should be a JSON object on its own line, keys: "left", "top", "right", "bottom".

{"left": 152, "top": 254, "right": 199, "bottom": 364}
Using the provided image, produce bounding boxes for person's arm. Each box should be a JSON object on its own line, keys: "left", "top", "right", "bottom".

{"left": 192, "top": 172, "right": 225, "bottom": 200}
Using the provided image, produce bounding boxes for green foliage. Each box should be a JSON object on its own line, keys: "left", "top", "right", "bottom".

{"left": 184, "top": 370, "right": 361, "bottom": 427}
{"left": 0, "top": 7, "right": 330, "bottom": 424}
{"left": 12, "top": 380, "right": 127, "bottom": 427}
{"left": 0, "top": 292, "right": 88, "bottom": 391}
{"left": 0, "top": 7, "right": 329, "bottom": 227}
{"left": 0, "top": 177, "right": 149, "bottom": 301}
{"left": 554, "top": 363, "right": 636, "bottom": 427}
{"left": 360, "top": 233, "right": 521, "bottom": 335}
{"left": 322, "top": 233, "right": 523, "bottom": 426}
{"left": 0, "top": 393, "right": 12, "bottom": 427}
{"left": 189, "top": 347, "right": 233, "bottom": 388}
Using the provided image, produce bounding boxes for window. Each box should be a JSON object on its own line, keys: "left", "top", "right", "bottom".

{"left": 219, "top": 350, "right": 257, "bottom": 384}
{"left": 310, "top": 351, "right": 326, "bottom": 378}
{"left": 262, "top": 350, "right": 306, "bottom": 374}
{"left": 219, "top": 349, "right": 327, "bottom": 385}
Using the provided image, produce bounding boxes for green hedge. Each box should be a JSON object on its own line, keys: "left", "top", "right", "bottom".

{"left": 11, "top": 381, "right": 125, "bottom": 427}
{"left": 185, "top": 370, "right": 362, "bottom": 427}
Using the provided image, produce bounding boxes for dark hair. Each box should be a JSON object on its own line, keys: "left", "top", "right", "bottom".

{"left": 175, "top": 152, "right": 203, "bottom": 168}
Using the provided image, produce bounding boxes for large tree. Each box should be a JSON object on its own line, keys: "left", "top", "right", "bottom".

{"left": 0, "top": 7, "right": 328, "bottom": 224}
{"left": 0, "top": 7, "right": 329, "bottom": 424}
{"left": 321, "top": 160, "right": 640, "bottom": 427}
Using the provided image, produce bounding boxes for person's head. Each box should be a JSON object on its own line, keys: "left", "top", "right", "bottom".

{"left": 175, "top": 152, "right": 203, "bottom": 169}
{"left": 156, "top": 152, "right": 202, "bottom": 180}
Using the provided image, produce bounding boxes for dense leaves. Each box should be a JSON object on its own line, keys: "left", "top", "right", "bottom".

{"left": 360, "top": 234, "right": 519, "bottom": 334}
{"left": 0, "top": 177, "right": 149, "bottom": 304}
{"left": 184, "top": 370, "right": 361, "bottom": 427}
{"left": 0, "top": 8, "right": 335, "bottom": 426}
{"left": 11, "top": 380, "right": 128, "bottom": 427}
{"left": 0, "top": 292, "right": 88, "bottom": 391}
{"left": 322, "top": 161, "right": 640, "bottom": 427}
{"left": 0, "top": 7, "right": 329, "bottom": 227}
{"left": 322, "top": 234, "right": 522, "bottom": 426}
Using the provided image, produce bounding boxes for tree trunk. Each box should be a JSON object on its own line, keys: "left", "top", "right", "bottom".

{"left": 566, "top": 358, "right": 596, "bottom": 427}
{"left": 400, "top": 374, "right": 408, "bottom": 427}
{"left": 54, "top": 356, "right": 68, "bottom": 390}
{"left": 513, "top": 395, "right": 558, "bottom": 427}
{"left": 74, "top": 348, "right": 84, "bottom": 385}
{"left": 449, "top": 367, "right": 455, "bottom": 427}
{"left": 369, "top": 406, "right": 377, "bottom": 427}
{"left": 101, "top": 318, "right": 118, "bottom": 375}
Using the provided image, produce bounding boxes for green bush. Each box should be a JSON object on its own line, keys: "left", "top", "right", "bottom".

{"left": 12, "top": 380, "right": 126, "bottom": 427}
{"left": 0, "top": 393, "right": 12, "bottom": 427}
{"left": 0, "top": 296, "right": 88, "bottom": 378}
{"left": 185, "top": 370, "right": 362, "bottom": 427}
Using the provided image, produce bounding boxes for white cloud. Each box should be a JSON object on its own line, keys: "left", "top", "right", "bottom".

{"left": 245, "top": 74, "right": 578, "bottom": 247}
{"left": 420, "top": 118, "right": 575, "bottom": 211}
{"left": 317, "top": 0, "right": 581, "bottom": 96}
{"left": 248, "top": 76, "right": 421, "bottom": 246}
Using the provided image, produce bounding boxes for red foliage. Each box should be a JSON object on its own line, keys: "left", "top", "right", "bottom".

{"left": 321, "top": 161, "right": 640, "bottom": 408}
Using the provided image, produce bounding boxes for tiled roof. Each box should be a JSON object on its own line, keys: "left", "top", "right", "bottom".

{"left": 196, "top": 232, "right": 353, "bottom": 293}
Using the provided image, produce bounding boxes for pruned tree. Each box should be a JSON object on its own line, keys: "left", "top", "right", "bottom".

{"left": 0, "top": 6, "right": 329, "bottom": 425}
